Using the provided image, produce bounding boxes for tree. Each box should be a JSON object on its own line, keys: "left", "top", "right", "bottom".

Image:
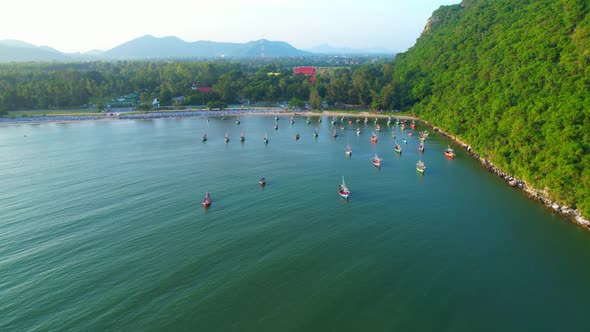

{"left": 206, "top": 101, "right": 227, "bottom": 110}
{"left": 288, "top": 97, "right": 305, "bottom": 109}
{"left": 309, "top": 88, "right": 322, "bottom": 110}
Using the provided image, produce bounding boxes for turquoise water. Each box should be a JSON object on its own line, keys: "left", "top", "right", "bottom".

{"left": 1, "top": 116, "right": 590, "bottom": 331}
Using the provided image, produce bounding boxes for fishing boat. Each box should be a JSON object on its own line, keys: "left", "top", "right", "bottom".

{"left": 239, "top": 130, "right": 245, "bottom": 142}
{"left": 224, "top": 132, "right": 230, "bottom": 143}
{"left": 235, "top": 117, "right": 240, "bottom": 125}
{"left": 356, "top": 127, "right": 361, "bottom": 135}
{"left": 345, "top": 144, "right": 352, "bottom": 157}
{"left": 274, "top": 114, "right": 279, "bottom": 121}
{"left": 371, "top": 132, "right": 378, "bottom": 143}
{"left": 333, "top": 129, "right": 338, "bottom": 138}
{"left": 402, "top": 137, "right": 408, "bottom": 144}
{"left": 313, "top": 129, "right": 319, "bottom": 138}
{"left": 391, "top": 131, "right": 396, "bottom": 138}
{"left": 331, "top": 117, "right": 336, "bottom": 125}
{"left": 295, "top": 133, "right": 300, "bottom": 140}
{"left": 202, "top": 192, "right": 212, "bottom": 208}
{"left": 259, "top": 177, "right": 266, "bottom": 186}
{"left": 394, "top": 141, "right": 402, "bottom": 154}
{"left": 274, "top": 124, "right": 279, "bottom": 130}
{"left": 290, "top": 116, "right": 295, "bottom": 125}
{"left": 445, "top": 145, "right": 456, "bottom": 158}
{"left": 407, "top": 131, "right": 413, "bottom": 136}
{"left": 263, "top": 133, "right": 269, "bottom": 144}
{"left": 410, "top": 120, "right": 416, "bottom": 129}
{"left": 375, "top": 124, "right": 381, "bottom": 132}
{"left": 372, "top": 153, "right": 382, "bottom": 167}
{"left": 338, "top": 176, "right": 351, "bottom": 199}
{"left": 201, "top": 134, "right": 208, "bottom": 142}
{"left": 416, "top": 160, "right": 426, "bottom": 174}
{"left": 418, "top": 142, "right": 425, "bottom": 152}
{"left": 306, "top": 117, "right": 311, "bottom": 124}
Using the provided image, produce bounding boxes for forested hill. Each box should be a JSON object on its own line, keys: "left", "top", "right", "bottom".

{"left": 391, "top": 0, "right": 590, "bottom": 215}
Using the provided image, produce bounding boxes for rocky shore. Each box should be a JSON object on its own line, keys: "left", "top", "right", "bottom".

{"left": 422, "top": 119, "right": 590, "bottom": 232}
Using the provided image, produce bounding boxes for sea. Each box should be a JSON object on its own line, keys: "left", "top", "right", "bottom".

{"left": 1, "top": 115, "right": 590, "bottom": 331}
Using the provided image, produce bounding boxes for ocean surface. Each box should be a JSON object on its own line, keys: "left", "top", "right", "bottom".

{"left": 1, "top": 115, "right": 590, "bottom": 331}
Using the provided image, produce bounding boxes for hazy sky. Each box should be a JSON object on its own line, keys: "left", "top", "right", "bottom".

{"left": 1, "top": 0, "right": 460, "bottom": 53}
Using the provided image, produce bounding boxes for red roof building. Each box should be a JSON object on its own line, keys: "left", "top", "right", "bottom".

{"left": 196, "top": 86, "right": 212, "bottom": 92}
{"left": 294, "top": 66, "right": 317, "bottom": 76}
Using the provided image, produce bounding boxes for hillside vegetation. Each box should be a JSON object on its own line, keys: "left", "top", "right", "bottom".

{"left": 392, "top": 0, "right": 590, "bottom": 215}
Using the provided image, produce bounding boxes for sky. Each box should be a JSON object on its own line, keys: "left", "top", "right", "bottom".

{"left": 0, "top": 0, "right": 460, "bottom": 53}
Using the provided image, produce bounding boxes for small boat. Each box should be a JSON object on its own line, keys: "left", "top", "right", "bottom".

{"left": 235, "top": 118, "right": 240, "bottom": 124}
{"left": 202, "top": 192, "right": 212, "bottom": 208}
{"left": 295, "top": 133, "right": 300, "bottom": 140}
{"left": 224, "top": 132, "right": 230, "bottom": 143}
{"left": 333, "top": 129, "right": 338, "bottom": 138}
{"left": 356, "top": 128, "right": 361, "bottom": 135}
{"left": 356, "top": 118, "right": 361, "bottom": 124}
{"left": 275, "top": 114, "right": 279, "bottom": 121}
{"left": 331, "top": 117, "right": 336, "bottom": 125}
{"left": 375, "top": 124, "right": 381, "bottom": 132}
{"left": 318, "top": 117, "right": 322, "bottom": 123}
{"left": 263, "top": 134, "right": 269, "bottom": 144}
{"left": 345, "top": 145, "right": 352, "bottom": 157}
{"left": 290, "top": 116, "right": 295, "bottom": 125}
{"left": 372, "top": 153, "right": 382, "bottom": 167}
{"left": 306, "top": 117, "right": 311, "bottom": 124}
{"left": 407, "top": 131, "right": 413, "bottom": 136}
{"left": 394, "top": 141, "right": 402, "bottom": 154}
{"left": 201, "top": 134, "right": 208, "bottom": 142}
{"left": 338, "top": 176, "right": 351, "bottom": 199}
{"left": 370, "top": 133, "right": 378, "bottom": 143}
{"left": 402, "top": 137, "right": 408, "bottom": 144}
{"left": 401, "top": 124, "right": 405, "bottom": 130}
{"left": 259, "top": 177, "right": 266, "bottom": 186}
{"left": 239, "top": 130, "right": 245, "bottom": 142}
{"left": 348, "top": 120, "right": 352, "bottom": 125}
{"left": 445, "top": 145, "right": 456, "bottom": 158}
{"left": 313, "top": 129, "right": 319, "bottom": 138}
{"left": 410, "top": 120, "right": 416, "bottom": 129}
{"left": 341, "top": 116, "right": 345, "bottom": 122}
{"left": 374, "top": 117, "right": 378, "bottom": 125}
{"left": 364, "top": 117, "right": 368, "bottom": 124}
{"left": 418, "top": 142, "right": 425, "bottom": 152}
{"left": 274, "top": 124, "right": 279, "bottom": 130}
{"left": 391, "top": 131, "right": 396, "bottom": 138}
{"left": 416, "top": 160, "right": 426, "bottom": 174}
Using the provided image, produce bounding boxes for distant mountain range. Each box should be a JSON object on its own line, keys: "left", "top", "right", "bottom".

{"left": 0, "top": 36, "right": 394, "bottom": 62}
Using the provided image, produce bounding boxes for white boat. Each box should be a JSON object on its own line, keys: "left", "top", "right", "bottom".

{"left": 372, "top": 153, "right": 382, "bottom": 167}
{"left": 345, "top": 145, "right": 352, "bottom": 156}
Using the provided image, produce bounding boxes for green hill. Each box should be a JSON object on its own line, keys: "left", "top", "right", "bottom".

{"left": 391, "top": 0, "right": 590, "bottom": 215}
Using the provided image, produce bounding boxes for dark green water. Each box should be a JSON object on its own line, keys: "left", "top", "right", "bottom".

{"left": 1, "top": 116, "right": 590, "bottom": 331}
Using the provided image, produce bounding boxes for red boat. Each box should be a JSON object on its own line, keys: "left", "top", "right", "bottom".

{"left": 444, "top": 145, "right": 456, "bottom": 158}
{"left": 202, "top": 192, "right": 212, "bottom": 208}
{"left": 372, "top": 153, "right": 382, "bottom": 167}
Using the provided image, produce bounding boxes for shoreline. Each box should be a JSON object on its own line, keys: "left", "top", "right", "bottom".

{"left": 419, "top": 119, "right": 590, "bottom": 232}
{"left": 0, "top": 109, "right": 417, "bottom": 126}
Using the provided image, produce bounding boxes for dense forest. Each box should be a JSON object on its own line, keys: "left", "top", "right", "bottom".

{"left": 0, "top": 57, "right": 391, "bottom": 112}
{"left": 0, "top": 0, "right": 588, "bottom": 216}
{"left": 395, "top": 0, "right": 590, "bottom": 216}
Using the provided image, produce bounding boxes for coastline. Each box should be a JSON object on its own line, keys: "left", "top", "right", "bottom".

{"left": 420, "top": 119, "right": 590, "bottom": 232}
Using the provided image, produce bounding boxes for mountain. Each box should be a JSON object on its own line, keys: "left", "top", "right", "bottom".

{"left": 306, "top": 44, "right": 395, "bottom": 55}
{"left": 101, "top": 35, "right": 311, "bottom": 59}
{"left": 390, "top": 0, "right": 590, "bottom": 215}
{"left": 0, "top": 40, "right": 70, "bottom": 62}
